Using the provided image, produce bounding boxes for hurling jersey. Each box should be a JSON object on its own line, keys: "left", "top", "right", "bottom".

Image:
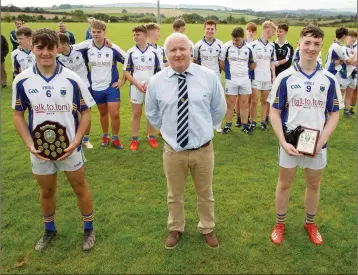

{"left": 57, "top": 47, "right": 91, "bottom": 88}
{"left": 12, "top": 62, "right": 96, "bottom": 143}
{"left": 148, "top": 43, "right": 167, "bottom": 69}
{"left": 72, "top": 40, "right": 126, "bottom": 91}
{"left": 342, "top": 44, "right": 357, "bottom": 77}
{"left": 11, "top": 49, "right": 36, "bottom": 75}
{"left": 219, "top": 40, "right": 256, "bottom": 82}
{"left": 268, "top": 62, "right": 344, "bottom": 146}
{"left": 124, "top": 45, "right": 161, "bottom": 82}
{"left": 194, "top": 37, "right": 223, "bottom": 75}
{"left": 325, "top": 41, "right": 349, "bottom": 78}
{"left": 250, "top": 38, "right": 276, "bottom": 81}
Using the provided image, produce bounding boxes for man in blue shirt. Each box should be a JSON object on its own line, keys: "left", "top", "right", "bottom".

{"left": 58, "top": 22, "right": 75, "bottom": 45}
{"left": 146, "top": 32, "right": 226, "bottom": 250}
{"left": 9, "top": 19, "right": 23, "bottom": 51}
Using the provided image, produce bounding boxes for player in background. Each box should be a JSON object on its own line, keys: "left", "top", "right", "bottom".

{"left": 11, "top": 27, "right": 36, "bottom": 78}
{"left": 123, "top": 25, "right": 161, "bottom": 151}
{"left": 194, "top": 20, "right": 224, "bottom": 133}
{"left": 274, "top": 23, "right": 294, "bottom": 77}
{"left": 58, "top": 22, "right": 75, "bottom": 45}
{"left": 350, "top": 39, "right": 358, "bottom": 114}
{"left": 9, "top": 19, "right": 23, "bottom": 51}
{"left": 235, "top": 22, "right": 258, "bottom": 128}
{"left": 172, "top": 19, "right": 195, "bottom": 61}
{"left": 342, "top": 30, "right": 358, "bottom": 117}
{"left": 146, "top": 23, "right": 168, "bottom": 69}
{"left": 12, "top": 28, "right": 96, "bottom": 252}
{"left": 250, "top": 21, "right": 276, "bottom": 132}
{"left": 86, "top": 17, "right": 95, "bottom": 40}
{"left": 72, "top": 20, "right": 127, "bottom": 149}
{"left": 268, "top": 25, "right": 343, "bottom": 246}
{"left": 325, "top": 27, "right": 356, "bottom": 99}
{"left": 219, "top": 27, "right": 256, "bottom": 135}
{"left": 57, "top": 33, "right": 93, "bottom": 148}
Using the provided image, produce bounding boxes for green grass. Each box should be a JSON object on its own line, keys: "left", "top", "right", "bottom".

{"left": 1, "top": 23, "right": 356, "bottom": 274}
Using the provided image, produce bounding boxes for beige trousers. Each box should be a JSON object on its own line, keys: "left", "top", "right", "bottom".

{"left": 163, "top": 142, "right": 215, "bottom": 234}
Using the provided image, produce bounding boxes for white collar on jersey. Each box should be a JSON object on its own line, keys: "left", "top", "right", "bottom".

{"left": 33, "top": 61, "right": 63, "bottom": 83}
{"left": 274, "top": 39, "right": 288, "bottom": 46}
{"left": 136, "top": 44, "right": 150, "bottom": 54}
{"left": 202, "top": 37, "right": 216, "bottom": 46}
{"left": 293, "top": 61, "right": 322, "bottom": 79}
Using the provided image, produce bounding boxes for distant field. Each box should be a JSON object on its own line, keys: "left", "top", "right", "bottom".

{"left": 47, "top": 7, "right": 257, "bottom": 20}
{"left": 0, "top": 12, "right": 72, "bottom": 19}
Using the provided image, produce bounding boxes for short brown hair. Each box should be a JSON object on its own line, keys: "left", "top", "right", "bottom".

{"left": 348, "top": 29, "right": 357, "bottom": 37}
{"left": 32, "top": 28, "right": 59, "bottom": 49}
{"left": 16, "top": 26, "right": 32, "bottom": 37}
{"left": 262, "top": 21, "right": 276, "bottom": 30}
{"left": 132, "top": 25, "right": 147, "bottom": 34}
{"left": 231, "top": 27, "right": 244, "bottom": 38}
{"left": 91, "top": 20, "right": 106, "bottom": 31}
{"left": 300, "top": 25, "right": 324, "bottom": 39}
{"left": 277, "top": 23, "right": 289, "bottom": 32}
{"left": 145, "top": 23, "right": 160, "bottom": 32}
{"left": 58, "top": 32, "right": 70, "bottom": 44}
{"left": 204, "top": 20, "right": 217, "bottom": 28}
{"left": 173, "top": 18, "right": 186, "bottom": 30}
{"left": 246, "top": 22, "right": 257, "bottom": 32}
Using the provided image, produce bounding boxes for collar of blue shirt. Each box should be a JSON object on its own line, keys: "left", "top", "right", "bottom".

{"left": 167, "top": 63, "right": 195, "bottom": 78}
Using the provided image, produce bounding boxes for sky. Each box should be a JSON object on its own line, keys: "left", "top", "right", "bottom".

{"left": 1, "top": 0, "right": 356, "bottom": 11}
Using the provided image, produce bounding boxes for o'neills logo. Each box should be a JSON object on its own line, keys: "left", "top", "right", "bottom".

{"left": 34, "top": 103, "right": 71, "bottom": 114}
{"left": 291, "top": 98, "right": 326, "bottom": 108}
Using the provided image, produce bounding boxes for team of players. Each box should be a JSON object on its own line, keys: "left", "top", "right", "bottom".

{"left": 9, "top": 20, "right": 356, "bottom": 251}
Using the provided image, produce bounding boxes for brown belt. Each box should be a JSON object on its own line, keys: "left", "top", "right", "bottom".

{"left": 165, "top": 140, "right": 211, "bottom": 151}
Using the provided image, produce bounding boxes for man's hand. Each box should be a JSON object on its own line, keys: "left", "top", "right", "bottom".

{"left": 111, "top": 80, "right": 125, "bottom": 88}
{"left": 334, "top": 59, "right": 342, "bottom": 66}
{"left": 281, "top": 141, "right": 303, "bottom": 156}
{"left": 279, "top": 59, "right": 287, "bottom": 65}
{"left": 57, "top": 141, "right": 80, "bottom": 161}
{"left": 29, "top": 144, "right": 50, "bottom": 161}
{"left": 136, "top": 82, "right": 146, "bottom": 93}
{"left": 104, "top": 38, "right": 112, "bottom": 48}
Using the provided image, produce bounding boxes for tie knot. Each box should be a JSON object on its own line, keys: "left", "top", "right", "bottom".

{"left": 176, "top": 72, "right": 187, "bottom": 80}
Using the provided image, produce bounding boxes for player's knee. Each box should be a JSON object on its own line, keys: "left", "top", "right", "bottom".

{"left": 72, "top": 181, "right": 88, "bottom": 197}
{"left": 133, "top": 111, "right": 142, "bottom": 119}
{"left": 306, "top": 180, "right": 320, "bottom": 191}
{"left": 40, "top": 187, "right": 56, "bottom": 199}
{"left": 110, "top": 110, "right": 120, "bottom": 119}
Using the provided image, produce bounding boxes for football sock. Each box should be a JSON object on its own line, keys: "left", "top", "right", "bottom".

{"left": 83, "top": 133, "right": 90, "bottom": 142}
{"left": 225, "top": 122, "right": 232, "bottom": 128}
{"left": 132, "top": 136, "right": 139, "bottom": 141}
{"left": 305, "top": 212, "right": 315, "bottom": 224}
{"left": 276, "top": 213, "right": 286, "bottom": 224}
{"left": 103, "top": 133, "right": 109, "bottom": 138}
{"left": 83, "top": 211, "right": 94, "bottom": 231}
{"left": 112, "top": 135, "right": 118, "bottom": 141}
{"left": 44, "top": 213, "right": 56, "bottom": 232}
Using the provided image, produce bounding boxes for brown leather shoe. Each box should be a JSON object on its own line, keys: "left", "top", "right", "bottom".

{"left": 204, "top": 231, "right": 219, "bottom": 249}
{"left": 165, "top": 231, "right": 182, "bottom": 249}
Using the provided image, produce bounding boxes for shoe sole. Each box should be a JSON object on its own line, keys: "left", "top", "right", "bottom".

{"left": 164, "top": 243, "right": 179, "bottom": 250}
{"left": 205, "top": 242, "right": 220, "bottom": 249}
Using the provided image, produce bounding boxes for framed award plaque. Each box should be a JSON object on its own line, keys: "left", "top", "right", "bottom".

{"left": 32, "top": 121, "right": 69, "bottom": 160}
{"left": 296, "top": 127, "right": 320, "bottom": 157}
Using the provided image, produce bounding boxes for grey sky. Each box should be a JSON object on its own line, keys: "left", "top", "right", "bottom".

{"left": 2, "top": 0, "right": 356, "bottom": 11}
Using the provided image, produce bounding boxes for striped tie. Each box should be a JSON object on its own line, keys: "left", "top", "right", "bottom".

{"left": 176, "top": 73, "right": 189, "bottom": 148}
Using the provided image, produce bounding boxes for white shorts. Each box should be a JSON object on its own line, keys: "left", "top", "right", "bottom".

{"left": 335, "top": 74, "right": 349, "bottom": 89}
{"left": 30, "top": 148, "right": 85, "bottom": 175}
{"left": 225, "top": 79, "right": 252, "bottom": 95}
{"left": 252, "top": 80, "right": 272, "bottom": 91}
{"left": 347, "top": 75, "right": 357, "bottom": 90}
{"left": 130, "top": 85, "right": 145, "bottom": 104}
{"left": 278, "top": 146, "right": 327, "bottom": 170}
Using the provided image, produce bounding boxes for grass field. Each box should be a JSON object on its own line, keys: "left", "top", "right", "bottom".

{"left": 1, "top": 23, "right": 357, "bottom": 274}
{"left": 46, "top": 7, "right": 257, "bottom": 20}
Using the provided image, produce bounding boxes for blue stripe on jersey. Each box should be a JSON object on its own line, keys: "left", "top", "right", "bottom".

{"left": 294, "top": 50, "right": 300, "bottom": 62}
{"left": 327, "top": 50, "right": 340, "bottom": 74}
{"left": 225, "top": 46, "right": 231, "bottom": 80}
{"left": 126, "top": 52, "right": 134, "bottom": 74}
{"left": 153, "top": 52, "right": 161, "bottom": 73}
{"left": 272, "top": 74, "right": 291, "bottom": 111}
{"left": 197, "top": 45, "right": 202, "bottom": 65}
{"left": 14, "top": 54, "right": 20, "bottom": 74}
{"left": 112, "top": 48, "right": 125, "bottom": 64}
{"left": 14, "top": 78, "right": 30, "bottom": 111}
{"left": 325, "top": 74, "right": 340, "bottom": 113}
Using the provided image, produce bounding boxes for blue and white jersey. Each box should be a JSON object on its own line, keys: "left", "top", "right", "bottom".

{"left": 268, "top": 62, "right": 344, "bottom": 146}
{"left": 12, "top": 62, "right": 96, "bottom": 143}
{"left": 57, "top": 47, "right": 91, "bottom": 88}
{"left": 353, "top": 41, "right": 357, "bottom": 50}
{"left": 148, "top": 43, "right": 167, "bottom": 69}
{"left": 11, "top": 48, "right": 36, "bottom": 75}
{"left": 124, "top": 45, "right": 161, "bottom": 82}
{"left": 250, "top": 38, "right": 276, "bottom": 81}
{"left": 85, "top": 27, "right": 92, "bottom": 40}
{"left": 219, "top": 40, "right": 256, "bottom": 82}
{"left": 194, "top": 37, "right": 223, "bottom": 75}
{"left": 325, "top": 41, "right": 349, "bottom": 78}
{"left": 72, "top": 40, "right": 127, "bottom": 91}
{"left": 342, "top": 44, "right": 357, "bottom": 78}
{"left": 293, "top": 48, "right": 322, "bottom": 65}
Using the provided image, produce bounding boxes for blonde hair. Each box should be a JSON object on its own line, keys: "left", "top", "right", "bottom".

{"left": 262, "top": 21, "right": 276, "bottom": 30}
{"left": 91, "top": 20, "right": 106, "bottom": 31}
